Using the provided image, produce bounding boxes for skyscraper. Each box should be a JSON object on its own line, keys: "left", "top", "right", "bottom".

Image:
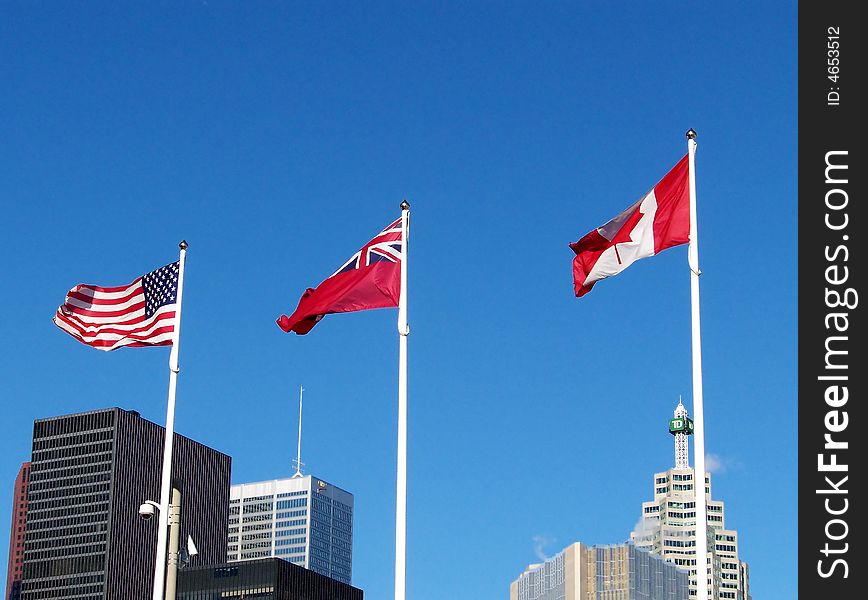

{"left": 510, "top": 541, "right": 689, "bottom": 600}
{"left": 630, "top": 401, "right": 751, "bottom": 600}
{"left": 20, "top": 407, "right": 231, "bottom": 600}
{"left": 5, "top": 462, "right": 30, "bottom": 600}
{"left": 228, "top": 475, "right": 354, "bottom": 585}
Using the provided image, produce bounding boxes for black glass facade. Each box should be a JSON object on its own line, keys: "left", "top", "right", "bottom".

{"left": 177, "top": 558, "right": 363, "bottom": 600}
{"left": 21, "top": 408, "right": 231, "bottom": 600}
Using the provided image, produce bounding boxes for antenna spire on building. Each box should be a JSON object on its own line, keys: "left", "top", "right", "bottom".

{"left": 669, "top": 396, "right": 694, "bottom": 469}
{"left": 292, "top": 386, "right": 305, "bottom": 477}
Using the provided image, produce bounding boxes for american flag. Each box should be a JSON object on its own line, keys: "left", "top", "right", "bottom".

{"left": 53, "top": 261, "right": 180, "bottom": 351}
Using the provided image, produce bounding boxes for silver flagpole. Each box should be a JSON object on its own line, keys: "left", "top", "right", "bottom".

{"left": 395, "top": 200, "right": 410, "bottom": 600}
{"left": 294, "top": 385, "right": 304, "bottom": 477}
{"left": 152, "top": 240, "right": 188, "bottom": 600}
{"left": 686, "top": 130, "right": 709, "bottom": 600}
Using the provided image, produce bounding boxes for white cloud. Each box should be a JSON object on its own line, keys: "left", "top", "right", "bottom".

{"left": 532, "top": 535, "right": 556, "bottom": 561}
{"left": 631, "top": 513, "right": 658, "bottom": 541}
{"left": 705, "top": 453, "right": 726, "bottom": 473}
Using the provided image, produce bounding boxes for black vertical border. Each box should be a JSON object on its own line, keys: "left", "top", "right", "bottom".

{"left": 799, "top": 2, "right": 865, "bottom": 596}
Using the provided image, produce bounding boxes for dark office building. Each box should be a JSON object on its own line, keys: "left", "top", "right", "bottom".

{"left": 20, "top": 408, "right": 231, "bottom": 600}
{"left": 5, "top": 462, "right": 31, "bottom": 600}
{"left": 178, "top": 558, "right": 363, "bottom": 600}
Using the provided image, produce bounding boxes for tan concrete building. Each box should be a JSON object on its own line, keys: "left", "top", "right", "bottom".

{"left": 630, "top": 401, "right": 751, "bottom": 600}
{"left": 510, "top": 541, "right": 688, "bottom": 600}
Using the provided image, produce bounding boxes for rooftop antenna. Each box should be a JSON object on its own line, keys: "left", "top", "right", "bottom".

{"left": 292, "top": 386, "right": 305, "bottom": 477}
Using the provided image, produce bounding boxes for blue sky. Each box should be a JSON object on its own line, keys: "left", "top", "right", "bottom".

{"left": 1, "top": 3, "right": 796, "bottom": 599}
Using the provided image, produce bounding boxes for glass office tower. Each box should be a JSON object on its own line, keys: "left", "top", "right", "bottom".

{"left": 228, "top": 475, "right": 354, "bottom": 585}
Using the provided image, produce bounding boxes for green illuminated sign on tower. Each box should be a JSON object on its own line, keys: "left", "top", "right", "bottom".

{"left": 669, "top": 416, "right": 694, "bottom": 435}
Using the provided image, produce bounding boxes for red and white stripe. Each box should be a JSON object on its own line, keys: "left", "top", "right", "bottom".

{"left": 53, "top": 278, "right": 175, "bottom": 351}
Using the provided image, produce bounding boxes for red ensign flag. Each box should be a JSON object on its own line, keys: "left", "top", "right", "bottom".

{"left": 570, "top": 155, "right": 690, "bottom": 297}
{"left": 277, "top": 218, "right": 403, "bottom": 334}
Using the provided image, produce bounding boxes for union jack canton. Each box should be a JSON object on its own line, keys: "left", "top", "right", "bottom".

{"left": 331, "top": 218, "right": 404, "bottom": 277}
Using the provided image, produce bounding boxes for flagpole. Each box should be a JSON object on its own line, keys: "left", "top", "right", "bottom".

{"left": 686, "top": 130, "right": 709, "bottom": 600}
{"left": 152, "top": 240, "right": 188, "bottom": 600}
{"left": 294, "top": 385, "right": 304, "bottom": 477}
{"left": 395, "top": 200, "right": 410, "bottom": 600}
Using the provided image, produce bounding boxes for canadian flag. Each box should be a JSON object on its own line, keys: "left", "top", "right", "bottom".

{"left": 570, "top": 155, "right": 690, "bottom": 297}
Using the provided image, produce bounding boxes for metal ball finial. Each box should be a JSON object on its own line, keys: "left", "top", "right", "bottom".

{"left": 400, "top": 199, "right": 410, "bottom": 210}
{"left": 179, "top": 240, "right": 188, "bottom": 250}
{"left": 686, "top": 129, "right": 697, "bottom": 140}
